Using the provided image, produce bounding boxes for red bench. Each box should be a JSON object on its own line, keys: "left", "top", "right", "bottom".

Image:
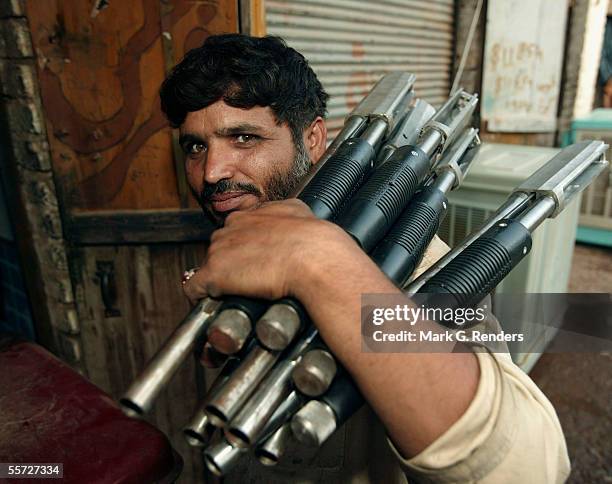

{"left": 0, "top": 335, "right": 182, "bottom": 483}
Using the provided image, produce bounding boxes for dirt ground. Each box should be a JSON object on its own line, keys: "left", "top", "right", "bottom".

{"left": 529, "top": 243, "right": 612, "bottom": 483}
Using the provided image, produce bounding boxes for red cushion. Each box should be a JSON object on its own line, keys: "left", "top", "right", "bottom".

{"left": 0, "top": 338, "right": 181, "bottom": 483}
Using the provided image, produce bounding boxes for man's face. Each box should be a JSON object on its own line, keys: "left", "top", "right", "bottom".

{"left": 179, "top": 100, "right": 311, "bottom": 225}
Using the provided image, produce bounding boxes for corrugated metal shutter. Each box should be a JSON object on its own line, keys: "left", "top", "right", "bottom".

{"left": 266, "top": 0, "right": 455, "bottom": 139}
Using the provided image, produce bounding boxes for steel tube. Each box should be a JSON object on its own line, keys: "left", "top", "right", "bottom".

{"left": 225, "top": 328, "right": 318, "bottom": 447}
{"left": 255, "top": 303, "right": 302, "bottom": 351}
{"left": 291, "top": 400, "right": 337, "bottom": 447}
{"left": 255, "top": 424, "right": 292, "bottom": 466}
{"left": 360, "top": 118, "right": 390, "bottom": 150}
{"left": 204, "top": 391, "right": 305, "bottom": 476}
{"left": 514, "top": 196, "right": 557, "bottom": 232}
{"left": 204, "top": 439, "right": 246, "bottom": 477}
{"left": 183, "top": 356, "right": 243, "bottom": 445}
{"left": 120, "top": 297, "right": 221, "bottom": 416}
{"left": 205, "top": 345, "right": 278, "bottom": 426}
{"left": 225, "top": 359, "right": 295, "bottom": 448}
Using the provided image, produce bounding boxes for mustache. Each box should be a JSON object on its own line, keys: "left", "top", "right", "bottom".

{"left": 200, "top": 179, "right": 262, "bottom": 202}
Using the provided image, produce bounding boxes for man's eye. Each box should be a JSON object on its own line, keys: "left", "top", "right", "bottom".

{"left": 235, "top": 134, "right": 258, "bottom": 144}
{"left": 187, "top": 143, "right": 206, "bottom": 155}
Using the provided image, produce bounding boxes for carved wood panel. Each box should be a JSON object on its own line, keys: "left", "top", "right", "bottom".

{"left": 25, "top": 0, "right": 238, "bottom": 213}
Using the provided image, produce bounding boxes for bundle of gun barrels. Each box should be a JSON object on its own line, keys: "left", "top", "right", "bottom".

{"left": 119, "top": 72, "right": 608, "bottom": 476}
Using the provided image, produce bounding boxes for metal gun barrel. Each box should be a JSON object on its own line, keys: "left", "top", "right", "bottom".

{"left": 183, "top": 341, "right": 256, "bottom": 446}
{"left": 205, "top": 345, "right": 278, "bottom": 426}
{"left": 378, "top": 99, "right": 436, "bottom": 164}
{"left": 255, "top": 423, "right": 292, "bottom": 466}
{"left": 206, "top": 297, "right": 268, "bottom": 355}
{"left": 205, "top": 390, "right": 305, "bottom": 476}
{"left": 119, "top": 298, "right": 221, "bottom": 416}
{"left": 225, "top": 328, "right": 319, "bottom": 448}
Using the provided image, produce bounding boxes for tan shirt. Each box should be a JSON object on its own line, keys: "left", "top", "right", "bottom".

{"left": 223, "top": 236, "right": 571, "bottom": 483}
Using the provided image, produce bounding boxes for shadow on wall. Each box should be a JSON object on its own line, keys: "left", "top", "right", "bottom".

{"left": 0, "top": 149, "right": 35, "bottom": 341}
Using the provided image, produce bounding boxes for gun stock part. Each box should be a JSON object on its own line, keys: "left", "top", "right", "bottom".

{"left": 291, "top": 348, "right": 338, "bottom": 397}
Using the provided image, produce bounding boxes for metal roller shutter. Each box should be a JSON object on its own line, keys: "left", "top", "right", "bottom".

{"left": 266, "top": 0, "right": 455, "bottom": 139}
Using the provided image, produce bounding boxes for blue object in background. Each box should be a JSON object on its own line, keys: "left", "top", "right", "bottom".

{"left": 0, "top": 238, "right": 36, "bottom": 340}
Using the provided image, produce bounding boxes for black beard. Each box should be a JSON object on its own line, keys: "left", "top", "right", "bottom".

{"left": 196, "top": 139, "right": 312, "bottom": 226}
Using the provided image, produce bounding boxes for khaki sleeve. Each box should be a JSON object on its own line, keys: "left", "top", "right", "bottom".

{"left": 388, "top": 350, "right": 571, "bottom": 483}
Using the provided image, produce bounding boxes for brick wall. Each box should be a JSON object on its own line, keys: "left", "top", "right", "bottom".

{"left": 0, "top": 0, "right": 83, "bottom": 370}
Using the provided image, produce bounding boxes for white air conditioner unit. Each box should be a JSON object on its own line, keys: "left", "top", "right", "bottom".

{"left": 438, "top": 143, "right": 581, "bottom": 372}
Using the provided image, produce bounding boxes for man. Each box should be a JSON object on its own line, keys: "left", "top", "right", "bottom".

{"left": 160, "top": 34, "right": 570, "bottom": 483}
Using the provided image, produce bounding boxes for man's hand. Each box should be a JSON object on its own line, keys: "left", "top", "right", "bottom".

{"left": 183, "top": 199, "right": 371, "bottom": 304}
{"left": 183, "top": 197, "right": 480, "bottom": 459}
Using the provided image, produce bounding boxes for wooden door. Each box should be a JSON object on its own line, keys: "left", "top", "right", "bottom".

{"left": 24, "top": 1, "right": 239, "bottom": 481}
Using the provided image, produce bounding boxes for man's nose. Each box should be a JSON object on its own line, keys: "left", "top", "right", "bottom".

{"left": 204, "top": 141, "right": 237, "bottom": 185}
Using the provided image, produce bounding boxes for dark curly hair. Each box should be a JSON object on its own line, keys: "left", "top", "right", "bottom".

{"left": 160, "top": 34, "right": 329, "bottom": 143}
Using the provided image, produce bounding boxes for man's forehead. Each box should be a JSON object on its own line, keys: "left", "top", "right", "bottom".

{"left": 181, "top": 100, "right": 282, "bottom": 135}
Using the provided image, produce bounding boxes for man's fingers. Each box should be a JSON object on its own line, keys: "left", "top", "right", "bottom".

{"left": 183, "top": 268, "right": 210, "bottom": 304}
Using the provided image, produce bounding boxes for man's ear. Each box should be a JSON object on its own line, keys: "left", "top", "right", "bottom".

{"left": 304, "top": 116, "right": 327, "bottom": 164}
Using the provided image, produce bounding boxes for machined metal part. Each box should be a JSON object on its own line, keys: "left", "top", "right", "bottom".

{"left": 225, "top": 358, "right": 295, "bottom": 448}
{"left": 431, "top": 169, "right": 456, "bottom": 195}
{"left": 258, "top": 390, "right": 305, "bottom": 440}
{"left": 350, "top": 72, "right": 416, "bottom": 132}
{"left": 255, "top": 303, "right": 301, "bottom": 351}
{"left": 206, "top": 308, "right": 252, "bottom": 355}
{"left": 291, "top": 400, "right": 337, "bottom": 448}
{"left": 514, "top": 140, "right": 609, "bottom": 217}
{"left": 204, "top": 439, "right": 247, "bottom": 477}
{"left": 514, "top": 196, "right": 558, "bottom": 233}
{"left": 417, "top": 129, "right": 445, "bottom": 159}
{"left": 419, "top": 90, "right": 478, "bottom": 157}
{"left": 292, "top": 349, "right": 338, "bottom": 397}
{"left": 205, "top": 345, "right": 278, "bottom": 426}
{"left": 119, "top": 297, "right": 222, "bottom": 417}
{"left": 441, "top": 91, "right": 479, "bottom": 148}
{"left": 225, "top": 328, "right": 319, "bottom": 447}
{"left": 183, "top": 411, "right": 215, "bottom": 447}
{"left": 255, "top": 423, "right": 292, "bottom": 466}
{"left": 360, "top": 118, "right": 390, "bottom": 151}
{"left": 184, "top": 356, "right": 243, "bottom": 445}
{"left": 378, "top": 99, "right": 436, "bottom": 164}
{"left": 433, "top": 127, "right": 480, "bottom": 188}
{"left": 405, "top": 192, "right": 533, "bottom": 295}
{"left": 204, "top": 391, "right": 304, "bottom": 476}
